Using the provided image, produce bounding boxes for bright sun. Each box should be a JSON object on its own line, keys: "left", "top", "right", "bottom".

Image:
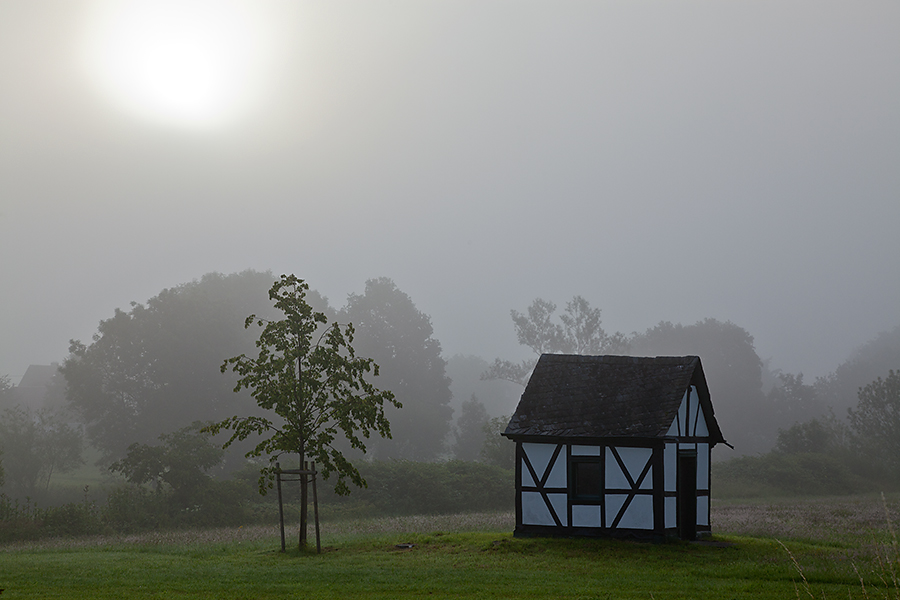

{"left": 81, "top": 0, "right": 274, "bottom": 130}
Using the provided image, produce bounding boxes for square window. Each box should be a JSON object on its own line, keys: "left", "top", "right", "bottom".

{"left": 573, "top": 461, "right": 601, "bottom": 499}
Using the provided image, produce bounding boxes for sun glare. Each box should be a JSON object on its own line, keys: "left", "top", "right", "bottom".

{"left": 81, "top": 0, "right": 275, "bottom": 130}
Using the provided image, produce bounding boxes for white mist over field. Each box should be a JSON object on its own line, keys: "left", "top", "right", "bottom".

{"left": 2, "top": 1, "right": 899, "bottom": 385}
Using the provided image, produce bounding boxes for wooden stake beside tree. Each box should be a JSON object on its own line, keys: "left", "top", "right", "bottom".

{"left": 204, "top": 274, "right": 399, "bottom": 550}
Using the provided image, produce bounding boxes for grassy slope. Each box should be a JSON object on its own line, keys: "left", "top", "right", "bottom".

{"left": 1, "top": 496, "right": 898, "bottom": 599}
{"left": 1, "top": 532, "right": 896, "bottom": 598}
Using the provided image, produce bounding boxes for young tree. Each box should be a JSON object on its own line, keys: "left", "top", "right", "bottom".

{"left": 205, "top": 274, "right": 399, "bottom": 549}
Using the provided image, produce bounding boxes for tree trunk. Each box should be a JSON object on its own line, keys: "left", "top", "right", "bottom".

{"left": 297, "top": 346, "right": 308, "bottom": 550}
{"left": 299, "top": 458, "right": 308, "bottom": 550}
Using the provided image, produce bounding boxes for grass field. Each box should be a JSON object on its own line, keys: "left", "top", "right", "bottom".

{"left": 1, "top": 496, "right": 898, "bottom": 599}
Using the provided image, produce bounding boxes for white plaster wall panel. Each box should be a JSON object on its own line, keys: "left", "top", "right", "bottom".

{"left": 605, "top": 448, "right": 630, "bottom": 490}
{"left": 677, "top": 390, "right": 688, "bottom": 435}
{"left": 618, "top": 495, "right": 654, "bottom": 530}
{"left": 520, "top": 457, "right": 536, "bottom": 487}
{"left": 521, "top": 492, "right": 555, "bottom": 526}
{"left": 689, "top": 390, "right": 701, "bottom": 435}
{"left": 666, "top": 417, "right": 678, "bottom": 437}
{"left": 639, "top": 466, "right": 653, "bottom": 490}
{"left": 548, "top": 494, "right": 568, "bottom": 526}
{"left": 615, "top": 447, "right": 652, "bottom": 486}
{"left": 544, "top": 454, "right": 567, "bottom": 488}
{"left": 572, "top": 504, "right": 601, "bottom": 528}
{"left": 698, "top": 495, "right": 709, "bottom": 526}
{"left": 697, "top": 443, "right": 709, "bottom": 490}
{"left": 665, "top": 496, "right": 677, "bottom": 528}
{"left": 664, "top": 443, "right": 677, "bottom": 492}
{"left": 523, "top": 443, "right": 556, "bottom": 481}
{"left": 694, "top": 401, "right": 709, "bottom": 437}
{"left": 571, "top": 445, "right": 601, "bottom": 456}
{"left": 605, "top": 495, "right": 627, "bottom": 527}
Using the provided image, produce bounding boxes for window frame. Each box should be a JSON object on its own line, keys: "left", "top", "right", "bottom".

{"left": 570, "top": 456, "right": 603, "bottom": 503}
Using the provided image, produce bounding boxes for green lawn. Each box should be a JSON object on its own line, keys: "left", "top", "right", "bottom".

{"left": 1, "top": 516, "right": 897, "bottom": 599}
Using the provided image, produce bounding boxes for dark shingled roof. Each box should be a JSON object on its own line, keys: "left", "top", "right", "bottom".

{"left": 504, "top": 354, "right": 725, "bottom": 445}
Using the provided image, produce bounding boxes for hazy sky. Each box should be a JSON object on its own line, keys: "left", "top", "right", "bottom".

{"left": 2, "top": 1, "right": 899, "bottom": 385}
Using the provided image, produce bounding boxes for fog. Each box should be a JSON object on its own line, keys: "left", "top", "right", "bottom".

{"left": 2, "top": 0, "right": 899, "bottom": 386}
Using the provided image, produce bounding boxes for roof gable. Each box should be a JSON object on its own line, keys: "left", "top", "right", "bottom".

{"left": 504, "top": 354, "right": 725, "bottom": 444}
{"left": 18, "top": 364, "right": 58, "bottom": 388}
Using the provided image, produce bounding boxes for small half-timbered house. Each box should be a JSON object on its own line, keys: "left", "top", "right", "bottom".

{"left": 503, "top": 354, "right": 727, "bottom": 541}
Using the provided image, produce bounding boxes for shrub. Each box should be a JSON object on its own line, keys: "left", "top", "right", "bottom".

{"left": 714, "top": 452, "right": 876, "bottom": 498}
{"left": 321, "top": 460, "right": 513, "bottom": 516}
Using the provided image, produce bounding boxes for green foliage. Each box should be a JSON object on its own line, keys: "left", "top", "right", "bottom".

{"left": 207, "top": 274, "right": 399, "bottom": 497}
{"left": 340, "top": 277, "right": 453, "bottom": 460}
{"left": 323, "top": 460, "right": 513, "bottom": 516}
{"left": 817, "top": 324, "right": 900, "bottom": 415}
{"left": 714, "top": 452, "right": 874, "bottom": 498}
{"left": 775, "top": 414, "right": 848, "bottom": 455}
{"left": 452, "top": 396, "right": 488, "bottom": 461}
{"left": 40, "top": 494, "right": 104, "bottom": 538}
{"left": 105, "top": 421, "right": 249, "bottom": 531}
{"left": 0, "top": 494, "right": 44, "bottom": 542}
{"left": 0, "top": 478, "right": 248, "bottom": 542}
{"left": 0, "top": 377, "right": 10, "bottom": 486}
{"left": 766, "top": 372, "right": 825, "bottom": 426}
{"left": 715, "top": 370, "right": 900, "bottom": 498}
{"left": 849, "top": 368, "right": 900, "bottom": 475}
{"left": 60, "top": 270, "right": 284, "bottom": 462}
{"left": 484, "top": 296, "right": 628, "bottom": 386}
{"left": 109, "top": 422, "right": 225, "bottom": 506}
{"left": 480, "top": 416, "right": 515, "bottom": 470}
{"left": 102, "top": 485, "right": 170, "bottom": 533}
{"left": 2, "top": 505, "right": 899, "bottom": 600}
{"left": 0, "top": 373, "right": 14, "bottom": 408}
{"left": 0, "top": 405, "right": 83, "bottom": 499}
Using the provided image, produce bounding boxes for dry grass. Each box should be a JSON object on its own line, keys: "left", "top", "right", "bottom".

{"left": 712, "top": 494, "right": 900, "bottom": 543}
{"left": 4, "top": 494, "right": 897, "bottom": 554}
{"left": 0, "top": 511, "right": 516, "bottom": 552}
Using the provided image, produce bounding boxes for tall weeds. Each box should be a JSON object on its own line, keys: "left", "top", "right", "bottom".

{"left": 777, "top": 493, "right": 899, "bottom": 599}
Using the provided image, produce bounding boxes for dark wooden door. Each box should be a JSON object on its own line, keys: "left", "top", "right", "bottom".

{"left": 677, "top": 452, "right": 697, "bottom": 541}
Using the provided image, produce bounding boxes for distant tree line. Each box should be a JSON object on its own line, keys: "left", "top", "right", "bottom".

{"left": 56, "top": 271, "right": 455, "bottom": 469}
{"left": 0, "top": 420, "right": 513, "bottom": 543}
{"left": 2, "top": 273, "right": 899, "bottom": 531}
{"left": 715, "top": 368, "right": 900, "bottom": 496}
{"left": 484, "top": 297, "right": 900, "bottom": 468}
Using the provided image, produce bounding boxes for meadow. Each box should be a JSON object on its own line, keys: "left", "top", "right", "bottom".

{"left": 1, "top": 495, "right": 897, "bottom": 599}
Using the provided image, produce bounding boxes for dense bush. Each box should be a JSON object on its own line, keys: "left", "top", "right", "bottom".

{"left": 0, "top": 460, "right": 513, "bottom": 543}
{"left": 713, "top": 452, "right": 877, "bottom": 498}
{"left": 713, "top": 409, "right": 898, "bottom": 498}
{"left": 320, "top": 460, "right": 513, "bottom": 516}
